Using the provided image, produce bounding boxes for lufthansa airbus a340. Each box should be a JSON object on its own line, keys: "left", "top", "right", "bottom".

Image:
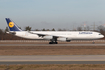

{"left": 5, "top": 18, "right": 104, "bottom": 44}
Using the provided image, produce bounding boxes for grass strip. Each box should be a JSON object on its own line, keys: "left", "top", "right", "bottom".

{"left": 0, "top": 64, "right": 105, "bottom": 70}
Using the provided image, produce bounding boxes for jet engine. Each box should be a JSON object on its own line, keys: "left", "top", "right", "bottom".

{"left": 6, "top": 31, "right": 16, "bottom": 35}
{"left": 57, "top": 38, "right": 71, "bottom": 42}
{"left": 43, "top": 36, "right": 53, "bottom": 39}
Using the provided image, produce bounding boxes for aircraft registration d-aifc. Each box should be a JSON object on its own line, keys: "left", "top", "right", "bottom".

{"left": 5, "top": 18, "right": 104, "bottom": 44}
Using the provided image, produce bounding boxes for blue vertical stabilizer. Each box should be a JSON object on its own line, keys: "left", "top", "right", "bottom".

{"left": 5, "top": 18, "right": 22, "bottom": 31}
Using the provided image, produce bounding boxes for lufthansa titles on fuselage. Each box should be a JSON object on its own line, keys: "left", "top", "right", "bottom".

{"left": 79, "top": 32, "right": 92, "bottom": 34}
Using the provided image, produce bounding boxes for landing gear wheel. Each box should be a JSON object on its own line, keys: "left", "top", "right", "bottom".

{"left": 92, "top": 42, "right": 95, "bottom": 44}
{"left": 49, "top": 42, "right": 58, "bottom": 44}
{"left": 92, "top": 40, "right": 95, "bottom": 44}
{"left": 55, "top": 42, "right": 58, "bottom": 44}
{"left": 49, "top": 42, "right": 52, "bottom": 44}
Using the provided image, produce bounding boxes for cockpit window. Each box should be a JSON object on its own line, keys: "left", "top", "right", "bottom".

{"left": 99, "top": 34, "right": 102, "bottom": 35}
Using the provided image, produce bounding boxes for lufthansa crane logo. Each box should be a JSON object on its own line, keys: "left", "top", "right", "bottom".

{"left": 9, "top": 22, "right": 14, "bottom": 28}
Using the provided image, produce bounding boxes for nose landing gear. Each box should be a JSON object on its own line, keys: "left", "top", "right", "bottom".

{"left": 92, "top": 40, "right": 95, "bottom": 44}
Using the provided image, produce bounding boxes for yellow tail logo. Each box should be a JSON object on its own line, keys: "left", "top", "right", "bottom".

{"left": 9, "top": 22, "right": 14, "bottom": 28}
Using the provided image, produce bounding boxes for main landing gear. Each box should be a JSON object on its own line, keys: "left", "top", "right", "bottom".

{"left": 49, "top": 38, "right": 58, "bottom": 44}
{"left": 49, "top": 41, "right": 58, "bottom": 44}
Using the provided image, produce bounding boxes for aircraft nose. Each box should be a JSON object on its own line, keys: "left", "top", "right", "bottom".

{"left": 102, "top": 35, "right": 104, "bottom": 38}
{"left": 101, "top": 35, "right": 104, "bottom": 38}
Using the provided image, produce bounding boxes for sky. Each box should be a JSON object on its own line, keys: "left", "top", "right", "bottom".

{"left": 0, "top": 0, "right": 105, "bottom": 30}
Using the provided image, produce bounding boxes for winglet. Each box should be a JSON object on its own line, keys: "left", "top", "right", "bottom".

{"left": 5, "top": 18, "right": 22, "bottom": 31}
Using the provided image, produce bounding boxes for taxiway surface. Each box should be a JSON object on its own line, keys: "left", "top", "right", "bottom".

{"left": 0, "top": 44, "right": 105, "bottom": 46}
{"left": 0, "top": 55, "right": 105, "bottom": 64}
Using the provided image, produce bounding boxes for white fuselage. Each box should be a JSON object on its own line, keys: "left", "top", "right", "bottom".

{"left": 14, "top": 31, "right": 104, "bottom": 41}
{"left": 5, "top": 18, "right": 104, "bottom": 43}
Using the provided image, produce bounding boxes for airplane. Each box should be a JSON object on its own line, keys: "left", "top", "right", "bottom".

{"left": 5, "top": 18, "right": 104, "bottom": 44}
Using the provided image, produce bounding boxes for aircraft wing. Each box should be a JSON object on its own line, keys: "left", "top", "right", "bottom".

{"left": 28, "top": 31, "right": 71, "bottom": 42}
{"left": 28, "top": 31, "right": 63, "bottom": 38}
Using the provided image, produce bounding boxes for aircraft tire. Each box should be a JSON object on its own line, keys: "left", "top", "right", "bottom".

{"left": 55, "top": 42, "right": 58, "bottom": 44}
{"left": 49, "top": 42, "right": 58, "bottom": 44}
{"left": 49, "top": 42, "right": 52, "bottom": 44}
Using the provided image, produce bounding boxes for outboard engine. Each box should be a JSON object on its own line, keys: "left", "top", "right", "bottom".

{"left": 6, "top": 31, "right": 16, "bottom": 35}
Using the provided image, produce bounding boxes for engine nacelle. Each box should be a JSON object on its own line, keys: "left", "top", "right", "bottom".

{"left": 43, "top": 36, "right": 53, "bottom": 39}
{"left": 6, "top": 31, "right": 16, "bottom": 35}
{"left": 57, "top": 38, "right": 71, "bottom": 42}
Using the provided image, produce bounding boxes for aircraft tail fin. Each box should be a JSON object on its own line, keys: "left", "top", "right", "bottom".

{"left": 5, "top": 18, "right": 22, "bottom": 31}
